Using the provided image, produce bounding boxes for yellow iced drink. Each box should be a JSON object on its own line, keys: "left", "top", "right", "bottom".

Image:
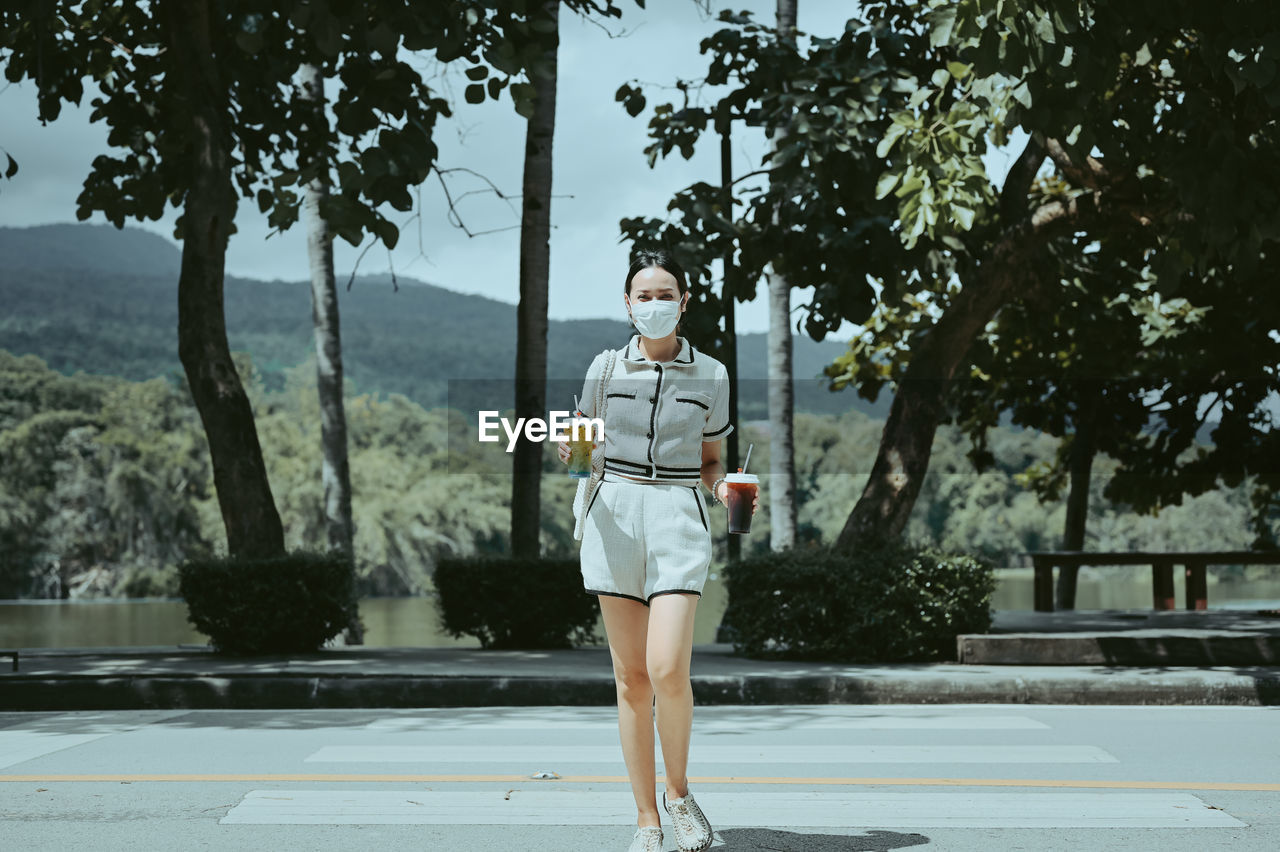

{"left": 567, "top": 411, "right": 594, "bottom": 478}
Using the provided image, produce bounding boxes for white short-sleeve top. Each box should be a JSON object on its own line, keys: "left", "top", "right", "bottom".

{"left": 578, "top": 334, "right": 733, "bottom": 485}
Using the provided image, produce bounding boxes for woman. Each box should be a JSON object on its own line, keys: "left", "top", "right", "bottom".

{"left": 558, "top": 249, "right": 758, "bottom": 852}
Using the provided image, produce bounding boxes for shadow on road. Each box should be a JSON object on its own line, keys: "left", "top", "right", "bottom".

{"left": 712, "top": 827, "right": 929, "bottom": 850}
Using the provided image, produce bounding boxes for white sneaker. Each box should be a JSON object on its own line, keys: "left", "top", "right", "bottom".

{"left": 663, "top": 790, "right": 714, "bottom": 851}
{"left": 628, "top": 824, "right": 664, "bottom": 852}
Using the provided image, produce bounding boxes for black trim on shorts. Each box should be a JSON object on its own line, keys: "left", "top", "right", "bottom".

{"left": 647, "top": 589, "right": 702, "bottom": 602}
{"left": 584, "top": 481, "right": 605, "bottom": 520}
{"left": 688, "top": 486, "right": 709, "bottom": 532}
{"left": 585, "top": 588, "right": 649, "bottom": 606}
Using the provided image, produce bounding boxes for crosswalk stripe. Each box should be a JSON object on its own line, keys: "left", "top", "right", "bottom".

{"left": 0, "top": 711, "right": 187, "bottom": 770}
{"left": 218, "top": 790, "right": 1246, "bottom": 827}
{"left": 363, "top": 714, "right": 1051, "bottom": 731}
{"left": 304, "top": 745, "right": 1117, "bottom": 764}
{"left": 4, "top": 774, "right": 1279, "bottom": 791}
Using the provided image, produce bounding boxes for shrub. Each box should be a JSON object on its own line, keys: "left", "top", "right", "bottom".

{"left": 178, "top": 549, "right": 360, "bottom": 655}
{"left": 434, "top": 556, "right": 600, "bottom": 649}
{"left": 723, "top": 540, "right": 996, "bottom": 662}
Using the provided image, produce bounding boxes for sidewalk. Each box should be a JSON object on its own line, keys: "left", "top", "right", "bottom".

{"left": 3, "top": 609, "right": 1279, "bottom": 710}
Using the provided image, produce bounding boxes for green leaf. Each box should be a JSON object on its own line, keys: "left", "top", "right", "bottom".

{"left": 1135, "top": 43, "right": 1152, "bottom": 67}
{"left": 464, "top": 83, "right": 486, "bottom": 104}
{"left": 875, "top": 170, "right": 901, "bottom": 200}
{"left": 4, "top": 153, "right": 17, "bottom": 179}
{"left": 1033, "top": 13, "right": 1056, "bottom": 45}
{"left": 465, "top": 65, "right": 488, "bottom": 81}
{"left": 929, "top": 5, "right": 958, "bottom": 48}
{"left": 952, "top": 206, "right": 975, "bottom": 230}
{"left": 1011, "top": 79, "right": 1032, "bottom": 108}
{"left": 510, "top": 82, "right": 537, "bottom": 119}
{"left": 876, "top": 122, "right": 908, "bottom": 158}
{"left": 375, "top": 217, "right": 399, "bottom": 250}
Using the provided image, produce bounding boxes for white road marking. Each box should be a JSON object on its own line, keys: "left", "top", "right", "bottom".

{"left": 304, "top": 745, "right": 1117, "bottom": 764}
{"left": 0, "top": 711, "right": 188, "bottom": 769}
{"left": 219, "top": 789, "right": 1245, "bottom": 827}
{"left": 363, "top": 714, "right": 1051, "bottom": 731}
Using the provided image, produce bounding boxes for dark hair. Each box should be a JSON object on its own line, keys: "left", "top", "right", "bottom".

{"left": 625, "top": 248, "right": 689, "bottom": 337}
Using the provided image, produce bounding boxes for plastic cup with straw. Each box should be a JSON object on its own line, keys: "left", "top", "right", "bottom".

{"left": 725, "top": 443, "right": 758, "bottom": 534}
{"left": 567, "top": 393, "right": 594, "bottom": 478}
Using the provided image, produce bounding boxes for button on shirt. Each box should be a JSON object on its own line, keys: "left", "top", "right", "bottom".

{"left": 578, "top": 334, "right": 733, "bottom": 485}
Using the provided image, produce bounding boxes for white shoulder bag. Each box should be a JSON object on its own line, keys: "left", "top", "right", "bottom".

{"left": 572, "top": 346, "right": 618, "bottom": 541}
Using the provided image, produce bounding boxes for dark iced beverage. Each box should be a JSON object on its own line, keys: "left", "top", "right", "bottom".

{"left": 723, "top": 472, "right": 759, "bottom": 534}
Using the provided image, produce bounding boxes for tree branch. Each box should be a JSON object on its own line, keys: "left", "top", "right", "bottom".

{"left": 1044, "top": 137, "right": 1112, "bottom": 189}
{"left": 999, "top": 135, "right": 1045, "bottom": 225}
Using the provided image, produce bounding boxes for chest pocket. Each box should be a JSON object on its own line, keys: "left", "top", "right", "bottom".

{"left": 603, "top": 379, "right": 653, "bottom": 441}
{"left": 665, "top": 389, "right": 712, "bottom": 436}
{"left": 673, "top": 391, "right": 712, "bottom": 412}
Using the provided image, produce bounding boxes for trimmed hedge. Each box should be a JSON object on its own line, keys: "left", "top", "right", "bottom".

{"left": 178, "top": 550, "right": 360, "bottom": 655}
{"left": 723, "top": 540, "right": 995, "bottom": 662}
{"left": 434, "top": 556, "right": 600, "bottom": 649}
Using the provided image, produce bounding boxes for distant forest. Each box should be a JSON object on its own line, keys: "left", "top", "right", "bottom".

{"left": 0, "top": 225, "right": 1257, "bottom": 599}
{"left": 0, "top": 224, "right": 891, "bottom": 422}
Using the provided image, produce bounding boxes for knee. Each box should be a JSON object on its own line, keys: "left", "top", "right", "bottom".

{"left": 647, "top": 662, "right": 689, "bottom": 696}
{"left": 613, "top": 663, "right": 652, "bottom": 700}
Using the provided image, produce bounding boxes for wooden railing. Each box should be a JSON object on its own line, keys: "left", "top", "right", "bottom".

{"left": 1027, "top": 550, "right": 1280, "bottom": 612}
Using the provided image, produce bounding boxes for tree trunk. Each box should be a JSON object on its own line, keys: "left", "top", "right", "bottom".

{"left": 511, "top": 0, "right": 559, "bottom": 558}
{"left": 766, "top": 0, "right": 799, "bottom": 550}
{"left": 719, "top": 113, "right": 742, "bottom": 566}
{"left": 1057, "top": 380, "right": 1101, "bottom": 610}
{"left": 162, "top": 0, "right": 285, "bottom": 560}
{"left": 300, "top": 63, "right": 363, "bottom": 644}
{"left": 832, "top": 220, "right": 1073, "bottom": 553}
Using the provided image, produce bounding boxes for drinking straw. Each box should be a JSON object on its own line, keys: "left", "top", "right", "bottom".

{"left": 573, "top": 393, "right": 581, "bottom": 415}
{"left": 741, "top": 443, "right": 754, "bottom": 474}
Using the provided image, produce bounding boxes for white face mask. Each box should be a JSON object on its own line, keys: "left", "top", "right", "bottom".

{"left": 628, "top": 296, "right": 683, "bottom": 339}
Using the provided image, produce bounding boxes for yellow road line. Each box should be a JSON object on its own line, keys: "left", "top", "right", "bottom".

{"left": 0, "top": 774, "right": 1277, "bottom": 791}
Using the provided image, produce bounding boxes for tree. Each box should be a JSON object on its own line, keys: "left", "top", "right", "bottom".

{"left": 511, "top": 0, "right": 560, "bottom": 559}
{"left": 0, "top": 1, "right": 622, "bottom": 560}
{"left": 765, "top": 0, "right": 799, "bottom": 550}
{"left": 830, "top": 0, "right": 1280, "bottom": 552}
{"left": 621, "top": 1, "right": 1280, "bottom": 559}
{"left": 299, "top": 62, "right": 362, "bottom": 641}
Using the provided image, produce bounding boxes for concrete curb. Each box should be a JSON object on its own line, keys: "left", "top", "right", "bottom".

{"left": 957, "top": 632, "right": 1280, "bottom": 666}
{"left": 4, "top": 669, "right": 1279, "bottom": 710}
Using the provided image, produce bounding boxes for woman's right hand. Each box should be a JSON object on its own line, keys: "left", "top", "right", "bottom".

{"left": 558, "top": 440, "right": 597, "bottom": 464}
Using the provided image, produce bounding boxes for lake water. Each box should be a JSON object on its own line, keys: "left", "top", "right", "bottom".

{"left": 3, "top": 568, "right": 1279, "bottom": 649}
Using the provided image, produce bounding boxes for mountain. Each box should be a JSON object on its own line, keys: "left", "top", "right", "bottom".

{"left": 0, "top": 223, "right": 887, "bottom": 420}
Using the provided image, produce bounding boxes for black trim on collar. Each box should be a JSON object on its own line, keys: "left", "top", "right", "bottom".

{"left": 623, "top": 335, "right": 695, "bottom": 365}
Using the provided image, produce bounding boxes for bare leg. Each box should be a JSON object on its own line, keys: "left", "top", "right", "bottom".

{"left": 647, "top": 592, "right": 699, "bottom": 800}
{"left": 598, "top": 595, "right": 661, "bottom": 828}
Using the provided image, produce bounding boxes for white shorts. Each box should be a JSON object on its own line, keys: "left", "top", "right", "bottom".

{"left": 579, "top": 470, "right": 713, "bottom": 607}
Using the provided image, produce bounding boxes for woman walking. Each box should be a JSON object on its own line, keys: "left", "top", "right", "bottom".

{"left": 558, "top": 249, "right": 757, "bottom": 852}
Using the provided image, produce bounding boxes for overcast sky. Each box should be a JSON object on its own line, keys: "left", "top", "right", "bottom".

{"left": 0, "top": 1, "right": 1019, "bottom": 340}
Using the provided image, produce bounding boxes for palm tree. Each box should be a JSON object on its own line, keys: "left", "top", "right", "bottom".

{"left": 299, "top": 63, "right": 362, "bottom": 643}
{"left": 511, "top": 0, "right": 561, "bottom": 558}
{"left": 766, "top": 0, "right": 799, "bottom": 549}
